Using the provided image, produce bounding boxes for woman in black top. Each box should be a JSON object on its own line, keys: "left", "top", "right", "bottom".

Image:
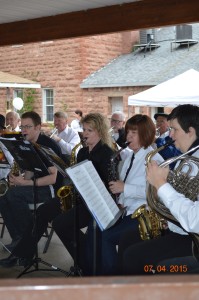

{"left": 0, "top": 113, "right": 116, "bottom": 272}
{"left": 52, "top": 112, "right": 115, "bottom": 275}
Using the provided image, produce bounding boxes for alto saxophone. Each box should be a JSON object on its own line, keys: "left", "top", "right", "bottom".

{"left": 131, "top": 141, "right": 174, "bottom": 240}
{"left": 57, "top": 139, "right": 86, "bottom": 211}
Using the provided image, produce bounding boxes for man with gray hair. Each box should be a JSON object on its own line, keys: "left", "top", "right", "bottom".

{"left": 110, "top": 111, "right": 126, "bottom": 148}
{"left": 6, "top": 111, "right": 21, "bottom": 131}
{"left": 51, "top": 112, "right": 80, "bottom": 163}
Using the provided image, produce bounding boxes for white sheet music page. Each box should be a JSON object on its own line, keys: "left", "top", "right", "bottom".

{"left": 66, "top": 160, "right": 121, "bottom": 230}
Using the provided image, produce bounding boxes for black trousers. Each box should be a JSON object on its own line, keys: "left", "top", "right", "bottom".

{"left": 12, "top": 198, "right": 61, "bottom": 260}
{"left": 119, "top": 229, "right": 193, "bottom": 275}
{"left": 52, "top": 202, "right": 101, "bottom": 275}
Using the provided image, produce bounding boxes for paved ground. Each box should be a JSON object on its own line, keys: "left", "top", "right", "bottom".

{"left": 0, "top": 225, "right": 74, "bottom": 279}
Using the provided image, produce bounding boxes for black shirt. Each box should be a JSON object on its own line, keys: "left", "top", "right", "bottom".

{"left": 36, "top": 133, "right": 62, "bottom": 191}
{"left": 77, "top": 140, "right": 114, "bottom": 189}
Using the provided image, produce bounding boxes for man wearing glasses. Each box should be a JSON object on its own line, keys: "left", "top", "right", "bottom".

{"left": 110, "top": 111, "right": 126, "bottom": 148}
{"left": 0, "top": 111, "right": 62, "bottom": 253}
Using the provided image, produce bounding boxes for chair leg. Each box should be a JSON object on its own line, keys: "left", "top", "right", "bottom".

{"left": 43, "top": 227, "right": 54, "bottom": 254}
{"left": 0, "top": 222, "right": 5, "bottom": 238}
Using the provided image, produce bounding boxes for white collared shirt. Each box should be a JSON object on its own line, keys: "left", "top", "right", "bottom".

{"left": 58, "top": 125, "right": 81, "bottom": 155}
{"left": 158, "top": 149, "right": 199, "bottom": 235}
{"left": 118, "top": 146, "right": 164, "bottom": 216}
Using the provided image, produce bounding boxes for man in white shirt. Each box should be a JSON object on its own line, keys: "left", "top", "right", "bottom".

{"left": 120, "top": 104, "right": 199, "bottom": 275}
{"left": 51, "top": 111, "right": 80, "bottom": 163}
{"left": 70, "top": 109, "right": 83, "bottom": 133}
{"left": 6, "top": 111, "right": 21, "bottom": 132}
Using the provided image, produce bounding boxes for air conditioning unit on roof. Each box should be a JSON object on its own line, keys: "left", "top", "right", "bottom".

{"left": 139, "top": 29, "right": 156, "bottom": 44}
{"left": 176, "top": 24, "right": 192, "bottom": 40}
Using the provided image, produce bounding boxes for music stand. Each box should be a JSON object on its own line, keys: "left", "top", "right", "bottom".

{"left": 35, "top": 144, "right": 83, "bottom": 277}
{"left": 0, "top": 139, "right": 69, "bottom": 278}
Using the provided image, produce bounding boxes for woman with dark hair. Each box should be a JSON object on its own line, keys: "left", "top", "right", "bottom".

{"left": 99, "top": 114, "right": 164, "bottom": 275}
{"left": 119, "top": 105, "right": 199, "bottom": 276}
{"left": 70, "top": 109, "right": 83, "bottom": 132}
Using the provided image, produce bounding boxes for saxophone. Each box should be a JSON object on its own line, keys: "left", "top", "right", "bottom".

{"left": 131, "top": 141, "right": 174, "bottom": 240}
{"left": 57, "top": 139, "right": 86, "bottom": 211}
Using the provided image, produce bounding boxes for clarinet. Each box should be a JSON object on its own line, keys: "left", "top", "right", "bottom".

{"left": 109, "top": 142, "right": 130, "bottom": 202}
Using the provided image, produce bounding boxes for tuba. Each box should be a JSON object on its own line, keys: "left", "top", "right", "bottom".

{"left": 147, "top": 143, "right": 199, "bottom": 257}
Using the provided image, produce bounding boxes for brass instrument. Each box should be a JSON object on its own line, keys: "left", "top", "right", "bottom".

{"left": 50, "top": 128, "right": 58, "bottom": 138}
{"left": 146, "top": 143, "right": 199, "bottom": 257}
{"left": 56, "top": 140, "right": 85, "bottom": 211}
{"left": 131, "top": 141, "right": 175, "bottom": 240}
{"left": 147, "top": 144, "right": 199, "bottom": 222}
{"left": 0, "top": 161, "right": 20, "bottom": 196}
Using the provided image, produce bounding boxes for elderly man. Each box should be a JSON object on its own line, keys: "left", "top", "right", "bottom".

{"left": 110, "top": 111, "right": 126, "bottom": 148}
{"left": 6, "top": 111, "right": 21, "bottom": 131}
{"left": 51, "top": 112, "right": 80, "bottom": 164}
{"left": 154, "top": 112, "right": 170, "bottom": 138}
{"left": 154, "top": 112, "right": 181, "bottom": 166}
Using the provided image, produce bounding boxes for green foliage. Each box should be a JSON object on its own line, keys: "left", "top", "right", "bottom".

{"left": 60, "top": 100, "right": 68, "bottom": 112}
{"left": 20, "top": 88, "right": 36, "bottom": 113}
{"left": 20, "top": 71, "right": 40, "bottom": 114}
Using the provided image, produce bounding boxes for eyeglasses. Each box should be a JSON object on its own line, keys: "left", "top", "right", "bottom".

{"left": 19, "top": 125, "right": 34, "bottom": 130}
{"left": 111, "top": 119, "right": 123, "bottom": 124}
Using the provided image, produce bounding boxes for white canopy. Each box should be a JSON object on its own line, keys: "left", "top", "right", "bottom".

{"left": 128, "top": 69, "right": 199, "bottom": 107}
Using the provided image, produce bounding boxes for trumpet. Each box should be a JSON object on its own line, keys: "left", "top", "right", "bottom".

{"left": 50, "top": 128, "right": 58, "bottom": 138}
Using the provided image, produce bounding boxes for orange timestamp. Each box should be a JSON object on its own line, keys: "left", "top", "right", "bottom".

{"left": 144, "top": 264, "right": 188, "bottom": 273}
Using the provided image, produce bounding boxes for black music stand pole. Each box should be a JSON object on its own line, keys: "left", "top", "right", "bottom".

{"left": 17, "top": 172, "right": 69, "bottom": 278}
{"left": 32, "top": 144, "right": 82, "bottom": 277}
{"left": 0, "top": 139, "right": 69, "bottom": 278}
{"left": 66, "top": 188, "right": 83, "bottom": 277}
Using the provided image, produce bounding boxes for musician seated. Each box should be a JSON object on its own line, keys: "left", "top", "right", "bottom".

{"left": 98, "top": 114, "right": 163, "bottom": 275}
{"left": 119, "top": 104, "right": 199, "bottom": 275}
{"left": 70, "top": 109, "right": 83, "bottom": 133}
{"left": 6, "top": 111, "right": 21, "bottom": 132}
{"left": 0, "top": 113, "right": 115, "bottom": 270}
{"left": 110, "top": 111, "right": 126, "bottom": 148}
{"left": 0, "top": 111, "right": 62, "bottom": 254}
{"left": 154, "top": 112, "right": 181, "bottom": 169}
{"left": 154, "top": 112, "right": 170, "bottom": 139}
{"left": 51, "top": 111, "right": 81, "bottom": 164}
{"left": 0, "top": 114, "right": 14, "bottom": 180}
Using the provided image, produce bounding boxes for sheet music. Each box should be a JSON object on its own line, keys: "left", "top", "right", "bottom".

{"left": 66, "top": 160, "right": 121, "bottom": 230}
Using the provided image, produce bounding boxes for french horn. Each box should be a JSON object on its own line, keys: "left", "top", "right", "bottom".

{"left": 147, "top": 143, "right": 199, "bottom": 258}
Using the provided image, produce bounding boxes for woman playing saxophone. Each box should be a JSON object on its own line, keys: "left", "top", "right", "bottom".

{"left": 99, "top": 114, "right": 163, "bottom": 275}
{"left": 120, "top": 104, "right": 199, "bottom": 275}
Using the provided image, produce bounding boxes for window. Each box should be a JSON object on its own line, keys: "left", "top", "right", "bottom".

{"left": 109, "top": 96, "right": 123, "bottom": 113}
{"left": 7, "top": 89, "right": 24, "bottom": 111}
{"left": 43, "top": 89, "right": 54, "bottom": 122}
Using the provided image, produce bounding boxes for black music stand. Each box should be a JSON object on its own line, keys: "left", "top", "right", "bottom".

{"left": 35, "top": 144, "right": 83, "bottom": 277}
{"left": 0, "top": 139, "right": 69, "bottom": 278}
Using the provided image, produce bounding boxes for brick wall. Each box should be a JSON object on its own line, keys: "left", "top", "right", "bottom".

{"left": 0, "top": 30, "right": 143, "bottom": 124}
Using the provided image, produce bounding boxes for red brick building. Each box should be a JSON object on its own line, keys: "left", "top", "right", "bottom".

{"left": 0, "top": 31, "right": 139, "bottom": 125}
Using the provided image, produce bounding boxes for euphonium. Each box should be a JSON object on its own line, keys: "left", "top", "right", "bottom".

{"left": 131, "top": 141, "right": 175, "bottom": 240}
